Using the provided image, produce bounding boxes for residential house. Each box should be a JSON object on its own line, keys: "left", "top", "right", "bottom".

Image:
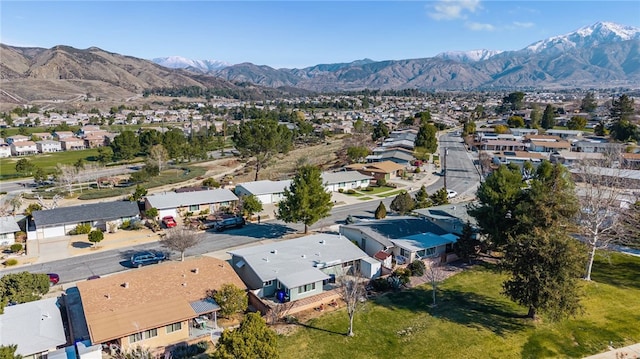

{"left": 234, "top": 179, "right": 292, "bottom": 204}
{"left": 29, "top": 201, "right": 140, "bottom": 240}
{"left": 77, "top": 125, "right": 102, "bottom": 136}
{"left": 321, "top": 171, "right": 373, "bottom": 192}
{"left": 36, "top": 140, "right": 62, "bottom": 153}
{"left": 83, "top": 134, "right": 107, "bottom": 148}
{"left": 228, "top": 233, "right": 379, "bottom": 303}
{"left": 478, "top": 139, "right": 528, "bottom": 152}
{"left": 545, "top": 129, "right": 584, "bottom": 140}
{"left": 0, "top": 297, "right": 68, "bottom": 358}
{"left": 10, "top": 140, "right": 38, "bottom": 156}
{"left": 0, "top": 144, "right": 11, "bottom": 158}
{"left": 492, "top": 151, "right": 547, "bottom": 167}
{"left": 32, "top": 132, "right": 54, "bottom": 141}
{"left": 571, "top": 139, "right": 622, "bottom": 153}
{"left": 0, "top": 216, "right": 21, "bottom": 246}
{"left": 525, "top": 134, "right": 571, "bottom": 153}
{"left": 144, "top": 188, "right": 239, "bottom": 219}
{"left": 550, "top": 150, "right": 604, "bottom": 167}
{"left": 6, "top": 134, "right": 30, "bottom": 144}
{"left": 622, "top": 152, "right": 640, "bottom": 169}
{"left": 413, "top": 202, "right": 478, "bottom": 237}
{"left": 510, "top": 128, "right": 539, "bottom": 136}
{"left": 77, "top": 256, "right": 246, "bottom": 352}
{"left": 340, "top": 216, "right": 457, "bottom": 265}
{"left": 366, "top": 149, "right": 414, "bottom": 164}
{"left": 60, "top": 137, "right": 86, "bottom": 150}
{"left": 52, "top": 131, "right": 75, "bottom": 140}
{"left": 345, "top": 161, "right": 405, "bottom": 182}
{"left": 570, "top": 166, "right": 640, "bottom": 188}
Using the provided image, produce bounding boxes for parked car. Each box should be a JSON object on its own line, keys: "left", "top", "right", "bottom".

{"left": 47, "top": 273, "right": 60, "bottom": 285}
{"left": 162, "top": 216, "right": 177, "bottom": 228}
{"left": 447, "top": 189, "right": 458, "bottom": 199}
{"left": 212, "top": 216, "right": 246, "bottom": 232}
{"left": 130, "top": 251, "right": 166, "bottom": 268}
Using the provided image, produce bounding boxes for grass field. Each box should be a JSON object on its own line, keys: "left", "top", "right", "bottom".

{"left": 0, "top": 149, "right": 104, "bottom": 178}
{"left": 277, "top": 252, "right": 640, "bottom": 359}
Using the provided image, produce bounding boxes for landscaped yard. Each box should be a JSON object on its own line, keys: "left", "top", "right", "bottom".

{"left": 277, "top": 252, "right": 640, "bottom": 358}
{"left": 0, "top": 148, "right": 104, "bottom": 178}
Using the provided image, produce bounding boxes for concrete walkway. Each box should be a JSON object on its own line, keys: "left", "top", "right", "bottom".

{"left": 583, "top": 343, "right": 640, "bottom": 359}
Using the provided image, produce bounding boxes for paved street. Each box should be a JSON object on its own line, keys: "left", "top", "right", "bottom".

{"left": 0, "top": 132, "right": 482, "bottom": 286}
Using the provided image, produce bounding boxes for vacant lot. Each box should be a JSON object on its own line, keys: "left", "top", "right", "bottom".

{"left": 277, "top": 252, "right": 640, "bottom": 358}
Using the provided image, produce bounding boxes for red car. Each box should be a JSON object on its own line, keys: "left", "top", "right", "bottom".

{"left": 47, "top": 273, "right": 60, "bottom": 285}
{"left": 162, "top": 216, "right": 177, "bottom": 228}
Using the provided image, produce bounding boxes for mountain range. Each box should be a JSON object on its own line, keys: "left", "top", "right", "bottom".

{"left": 1, "top": 21, "right": 639, "bottom": 104}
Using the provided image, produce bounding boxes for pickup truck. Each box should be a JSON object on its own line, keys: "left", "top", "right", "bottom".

{"left": 211, "top": 216, "right": 246, "bottom": 232}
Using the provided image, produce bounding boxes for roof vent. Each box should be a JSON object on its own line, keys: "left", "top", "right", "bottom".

{"left": 192, "top": 268, "right": 199, "bottom": 274}
{"left": 122, "top": 282, "right": 129, "bottom": 288}
{"left": 301, "top": 254, "right": 306, "bottom": 258}
{"left": 271, "top": 249, "right": 277, "bottom": 254}
{"left": 182, "top": 282, "right": 187, "bottom": 287}
{"left": 320, "top": 239, "right": 326, "bottom": 245}
{"left": 105, "top": 294, "right": 110, "bottom": 299}
{"left": 263, "top": 258, "right": 269, "bottom": 262}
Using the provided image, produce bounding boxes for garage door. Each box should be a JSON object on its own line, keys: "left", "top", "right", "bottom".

{"left": 159, "top": 209, "right": 177, "bottom": 219}
{"left": 43, "top": 226, "right": 66, "bottom": 239}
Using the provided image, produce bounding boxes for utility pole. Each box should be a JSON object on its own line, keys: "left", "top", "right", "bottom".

{"left": 443, "top": 148, "right": 448, "bottom": 189}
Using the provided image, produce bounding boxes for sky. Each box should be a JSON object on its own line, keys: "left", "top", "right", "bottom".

{"left": 1, "top": 1, "right": 639, "bottom": 69}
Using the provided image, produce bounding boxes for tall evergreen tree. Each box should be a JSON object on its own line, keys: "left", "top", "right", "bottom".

{"left": 371, "top": 121, "right": 390, "bottom": 142}
{"left": 212, "top": 313, "right": 279, "bottom": 359}
{"left": 110, "top": 130, "right": 140, "bottom": 160}
{"left": 233, "top": 119, "right": 293, "bottom": 181}
{"left": 374, "top": 201, "right": 387, "bottom": 219}
{"left": 415, "top": 123, "right": 438, "bottom": 153}
{"left": 580, "top": 92, "right": 597, "bottom": 113}
{"left": 454, "top": 222, "right": 480, "bottom": 264}
{"left": 277, "top": 165, "right": 333, "bottom": 233}
{"left": 541, "top": 104, "right": 556, "bottom": 130}
{"left": 413, "top": 185, "right": 432, "bottom": 209}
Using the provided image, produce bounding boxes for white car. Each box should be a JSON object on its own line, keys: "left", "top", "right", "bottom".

{"left": 447, "top": 189, "right": 458, "bottom": 199}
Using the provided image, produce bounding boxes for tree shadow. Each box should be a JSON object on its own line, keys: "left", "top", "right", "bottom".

{"left": 71, "top": 241, "right": 92, "bottom": 249}
{"left": 591, "top": 255, "right": 640, "bottom": 290}
{"left": 294, "top": 322, "right": 348, "bottom": 336}
{"left": 224, "top": 223, "right": 297, "bottom": 239}
{"left": 373, "top": 286, "right": 528, "bottom": 335}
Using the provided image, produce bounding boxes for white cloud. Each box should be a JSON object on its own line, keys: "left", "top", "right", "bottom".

{"left": 466, "top": 22, "right": 495, "bottom": 31}
{"left": 513, "top": 21, "right": 534, "bottom": 28}
{"left": 428, "top": 0, "right": 482, "bottom": 21}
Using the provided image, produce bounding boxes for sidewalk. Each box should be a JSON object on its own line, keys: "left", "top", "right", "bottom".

{"left": 583, "top": 343, "right": 640, "bottom": 359}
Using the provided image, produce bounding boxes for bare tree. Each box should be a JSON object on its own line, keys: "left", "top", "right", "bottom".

{"left": 55, "top": 164, "right": 78, "bottom": 195}
{"left": 159, "top": 227, "right": 202, "bottom": 261}
{"left": 148, "top": 144, "right": 168, "bottom": 171}
{"left": 266, "top": 301, "right": 295, "bottom": 325}
{"left": 35, "top": 194, "right": 61, "bottom": 210}
{"left": 573, "top": 151, "right": 630, "bottom": 281}
{"left": 337, "top": 275, "right": 365, "bottom": 337}
{"left": 6, "top": 194, "right": 22, "bottom": 215}
{"left": 422, "top": 262, "right": 447, "bottom": 307}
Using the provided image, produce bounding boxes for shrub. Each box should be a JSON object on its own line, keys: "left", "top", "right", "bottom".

{"left": 346, "top": 189, "right": 356, "bottom": 194}
{"left": 4, "top": 258, "right": 18, "bottom": 266}
{"left": 129, "top": 219, "right": 144, "bottom": 230}
{"left": 10, "top": 243, "right": 23, "bottom": 253}
{"left": 88, "top": 229, "right": 104, "bottom": 246}
{"left": 407, "top": 260, "right": 426, "bottom": 277}
{"left": 392, "top": 268, "right": 411, "bottom": 285}
{"left": 414, "top": 167, "right": 421, "bottom": 173}
{"left": 385, "top": 182, "right": 398, "bottom": 188}
{"left": 171, "top": 341, "right": 208, "bottom": 359}
{"left": 362, "top": 186, "right": 374, "bottom": 192}
{"left": 338, "top": 188, "right": 344, "bottom": 193}
{"left": 376, "top": 178, "right": 387, "bottom": 187}
{"left": 120, "top": 220, "right": 131, "bottom": 230}
{"left": 71, "top": 223, "right": 91, "bottom": 235}
{"left": 371, "top": 277, "right": 391, "bottom": 291}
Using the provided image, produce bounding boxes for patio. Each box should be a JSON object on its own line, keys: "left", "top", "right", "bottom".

{"left": 189, "top": 315, "right": 223, "bottom": 342}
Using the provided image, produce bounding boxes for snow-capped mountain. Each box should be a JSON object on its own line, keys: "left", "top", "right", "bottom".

{"left": 523, "top": 21, "right": 640, "bottom": 55}
{"left": 435, "top": 49, "right": 503, "bottom": 63}
{"left": 152, "top": 56, "right": 230, "bottom": 72}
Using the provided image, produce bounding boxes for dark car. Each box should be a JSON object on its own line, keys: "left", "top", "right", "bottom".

{"left": 47, "top": 273, "right": 60, "bottom": 285}
{"left": 130, "top": 251, "right": 166, "bottom": 268}
{"left": 212, "top": 216, "right": 245, "bottom": 232}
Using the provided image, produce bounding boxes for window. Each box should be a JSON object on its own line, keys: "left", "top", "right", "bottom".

{"left": 143, "top": 328, "right": 157, "bottom": 339}
{"left": 263, "top": 280, "right": 274, "bottom": 287}
{"left": 166, "top": 322, "right": 182, "bottom": 333}
{"left": 189, "top": 205, "right": 199, "bottom": 211}
{"left": 129, "top": 332, "right": 143, "bottom": 343}
{"left": 298, "top": 283, "right": 316, "bottom": 294}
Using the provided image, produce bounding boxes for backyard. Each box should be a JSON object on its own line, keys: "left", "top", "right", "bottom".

{"left": 277, "top": 252, "right": 640, "bottom": 358}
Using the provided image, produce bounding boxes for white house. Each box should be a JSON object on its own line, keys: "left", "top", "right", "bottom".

{"left": 234, "top": 180, "right": 292, "bottom": 205}
{"left": 0, "top": 216, "right": 21, "bottom": 246}
{"left": 36, "top": 140, "right": 62, "bottom": 153}
{"left": 10, "top": 140, "right": 38, "bottom": 156}
{"left": 321, "top": 171, "right": 373, "bottom": 192}
{"left": 29, "top": 201, "right": 140, "bottom": 240}
{"left": 0, "top": 297, "right": 68, "bottom": 358}
{"left": 144, "top": 188, "right": 239, "bottom": 219}
{"left": 0, "top": 144, "right": 11, "bottom": 158}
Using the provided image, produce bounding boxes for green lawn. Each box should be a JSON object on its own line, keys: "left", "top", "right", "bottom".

{"left": 376, "top": 189, "right": 405, "bottom": 198}
{"left": 0, "top": 149, "right": 104, "bottom": 178}
{"left": 277, "top": 252, "right": 640, "bottom": 359}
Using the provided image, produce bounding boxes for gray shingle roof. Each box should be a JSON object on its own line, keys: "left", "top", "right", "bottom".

{"left": 235, "top": 180, "right": 292, "bottom": 196}
{"left": 0, "top": 216, "right": 21, "bottom": 234}
{"left": 321, "top": 171, "right": 373, "bottom": 185}
{"left": 32, "top": 201, "right": 140, "bottom": 227}
{"left": 145, "top": 188, "right": 238, "bottom": 209}
{"left": 341, "top": 216, "right": 448, "bottom": 247}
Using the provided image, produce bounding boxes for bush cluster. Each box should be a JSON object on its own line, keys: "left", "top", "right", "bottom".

{"left": 4, "top": 259, "right": 18, "bottom": 266}
{"left": 9, "top": 244, "right": 23, "bottom": 253}
{"left": 70, "top": 223, "right": 91, "bottom": 235}
{"left": 171, "top": 341, "right": 208, "bottom": 359}
{"left": 346, "top": 189, "right": 356, "bottom": 194}
{"left": 407, "top": 260, "right": 426, "bottom": 277}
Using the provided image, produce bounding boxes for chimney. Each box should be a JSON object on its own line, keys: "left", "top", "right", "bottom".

{"left": 271, "top": 249, "right": 278, "bottom": 254}
{"left": 122, "top": 282, "right": 129, "bottom": 288}
{"left": 182, "top": 282, "right": 187, "bottom": 287}
{"left": 105, "top": 294, "right": 110, "bottom": 299}
{"left": 192, "top": 268, "right": 199, "bottom": 274}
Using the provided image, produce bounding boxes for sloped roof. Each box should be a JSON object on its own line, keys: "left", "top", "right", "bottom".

{"left": 346, "top": 161, "right": 405, "bottom": 174}
{"left": 393, "top": 232, "right": 458, "bottom": 252}
{"left": 321, "top": 171, "right": 373, "bottom": 185}
{"left": 228, "top": 233, "right": 368, "bottom": 285}
{"left": 145, "top": 188, "right": 238, "bottom": 209}
{"left": 32, "top": 201, "right": 139, "bottom": 227}
{"left": 413, "top": 201, "right": 478, "bottom": 227}
{"left": 341, "top": 216, "right": 448, "bottom": 248}
{"left": 0, "top": 216, "right": 20, "bottom": 234}
{"left": 77, "top": 256, "right": 245, "bottom": 343}
{"left": 235, "top": 180, "right": 292, "bottom": 196}
{"left": 0, "top": 297, "right": 67, "bottom": 356}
